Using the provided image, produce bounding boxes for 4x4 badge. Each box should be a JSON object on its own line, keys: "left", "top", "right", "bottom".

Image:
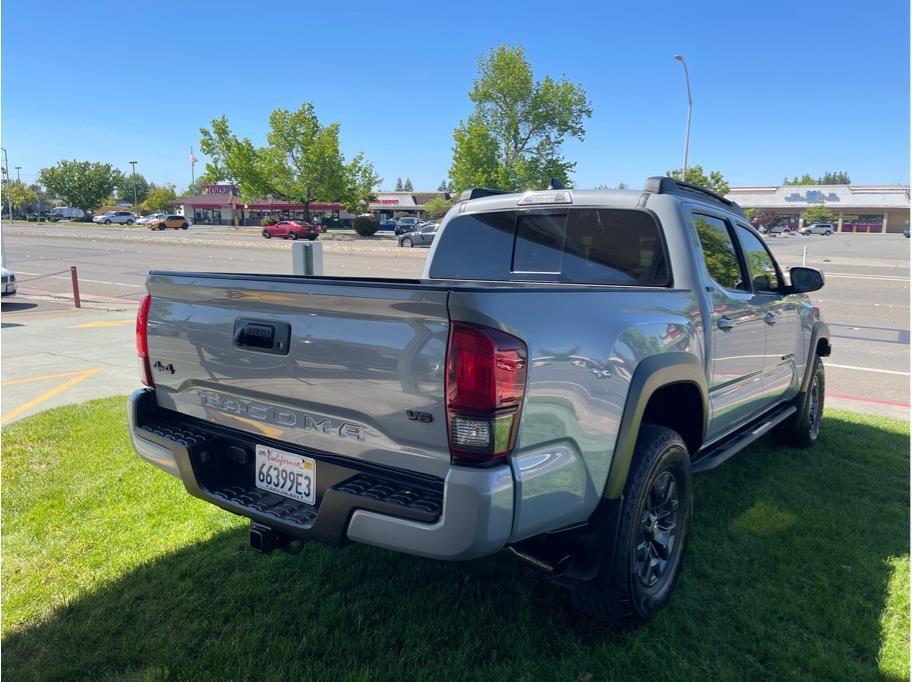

{"left": 153, "top": 361, "right": 175, "bottom": 374}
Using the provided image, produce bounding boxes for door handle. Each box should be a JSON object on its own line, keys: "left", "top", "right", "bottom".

{"left": 233, "top": 318, "right": 291, "bottom": 355}
{"left": 717, "top": 316, "right": 734, "bottom": 332}
{"left": 764, "top": 311, "right": 776, "bottom": 326}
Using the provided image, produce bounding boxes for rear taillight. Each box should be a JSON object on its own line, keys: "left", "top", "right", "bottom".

{"left": 445, "top": 321, "right": 527, "bottom": 465}
{"left": 136, "top": 294, "right": 154, "bottom": 387}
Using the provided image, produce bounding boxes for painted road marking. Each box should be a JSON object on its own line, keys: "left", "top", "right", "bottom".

{"left": 825, "top": 363, "right": 910, "bottom": 377}
{"left": 823, "top": 273, "right": 910, "bottom": 282}
{"left": 827, "top": 393, "right": 910, "bottom": 409}
{"left": 16, "top": 271, "right": 144, "bottom": 288}
{"left": 71, "top": 319, "right": 135, "bottom": 329}
{"left": 1, "top": 368, "right": 102, "bottom": 424}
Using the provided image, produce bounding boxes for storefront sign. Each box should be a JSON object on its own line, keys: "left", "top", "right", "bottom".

{"left": 202, "top": 184, "right": 238, "bottom": 195}
{"left": 784, "top": 190, "right": 839, "bottom": 203}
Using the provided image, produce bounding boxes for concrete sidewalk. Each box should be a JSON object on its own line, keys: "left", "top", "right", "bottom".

{"left": 2, "top": 299, "right": 138, "bottom": 423}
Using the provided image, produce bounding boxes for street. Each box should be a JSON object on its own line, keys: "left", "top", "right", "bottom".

{"left": 1, "top": 226, "right": 908, "bottom": 422}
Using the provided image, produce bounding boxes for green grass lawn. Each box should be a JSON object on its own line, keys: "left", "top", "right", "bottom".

{"left": 2, "top": 397, "right": 909, "bottom": 679}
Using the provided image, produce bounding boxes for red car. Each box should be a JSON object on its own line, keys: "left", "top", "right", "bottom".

{"left": 262, "top": 221, "right": 320, "bottom": 241}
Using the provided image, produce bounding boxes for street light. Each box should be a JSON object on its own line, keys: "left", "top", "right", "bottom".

{"left": 14, "top": 167, "right": 21, "bottom": 182}
{"left": 129, "top": 160, "right": 138, "bottom": 208}
{"left": 673, "top": 54, "right": 692, "bottom": 176}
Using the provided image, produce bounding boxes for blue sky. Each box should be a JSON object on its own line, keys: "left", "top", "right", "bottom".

{"left": 2, "top": 0, "right": 909, "bottom": 192}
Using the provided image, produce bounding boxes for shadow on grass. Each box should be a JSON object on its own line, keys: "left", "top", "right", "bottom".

{"left": 3, "top": 412, "right": 909, "bottom": 679}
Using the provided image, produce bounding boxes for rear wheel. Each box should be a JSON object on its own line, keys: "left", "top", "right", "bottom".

{"left": 571, "top": 424, "right": 692, "bottom": 629}
{"left": 308, "top": 235, "right": 317, "bottom": 241}
{"left": 181, "top": 223, "right": 189, "bottom": 230}
{"left": 126, "top": 219, "right": 134, "bottom": 225}
{"left": 158, "top": 224, "right": 165, "bottom": 230}
{"left": 401, "top": 237, "right": 413, "bottom": 248}
{"left": 262, "top": 231, "right": 271, "bottom": 239}
{"left": 104, "top": 219, "right": 112, "bottom": 225}
{"left": 289, "top": 232, "right": 298, "bottom": 240}
{"left": 774, "top": 356, "right": 824, "bottom": 447}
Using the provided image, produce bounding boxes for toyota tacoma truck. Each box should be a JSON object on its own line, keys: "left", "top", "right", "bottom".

{"left": 129, "top": 177, "right": 830, "bottom": 629}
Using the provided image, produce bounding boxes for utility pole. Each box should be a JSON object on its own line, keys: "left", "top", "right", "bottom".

{"left": 14, "top": 167, "right": 21, "bottom": 182}
{"left": 1, "top": 147, "right": 13, "bottom": 220}
{"left": 129, "top": 160, "right": 138, "bottom": 208}
{"left": 673, "top": 55, "right": 693, "bottom": 177}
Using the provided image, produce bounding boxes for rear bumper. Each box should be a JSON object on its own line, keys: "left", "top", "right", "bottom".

{"left": 128, "top": 388, "right": 513, "bottom": 560}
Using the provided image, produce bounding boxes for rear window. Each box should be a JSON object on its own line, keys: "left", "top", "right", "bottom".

{"left": 429, "top": 208, "right": 669, "bottom": 286}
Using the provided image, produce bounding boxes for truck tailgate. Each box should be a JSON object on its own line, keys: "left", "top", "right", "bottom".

{"left": 145, "top": 273, "right": 452, "bottom": 478}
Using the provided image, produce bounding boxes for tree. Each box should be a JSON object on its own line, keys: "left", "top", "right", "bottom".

{"left": 424, "top": 196, "right": 452, "bottom": 219}
{"left": 403, "top": 177, "right": 414, "bottom": 191}
{"left": 667, "top": 165, "right": 730, "bottom": 196}
{"left": 803, "top": 205, "right": 836, "bottom": 224}
{"left": 755, "top": 209, "right": 782, "bottom": 228}
{"left": 437, "top": 179, "right": 452, "bottom": 192}
{"left": 37, "top": 161, "right": 125, "bottom": 212}
{"left": 819, "top": 171, "right": 851, "bottom": 184}
{"left": 395, "top": 177, "right": 403, "bottom": 191}
{"left": 743, "top": 207, "right": 756, "bottom": 221}
{"left": 2, "top": 180, "right": 38, "bottom": 215}
{"left": 142, "top": 184, "right": 178, "bottom": 213}
{"left": 784, "top": 174, "right": 816, "bottom": 185}
{"left": 199, "top": 103, "right": 380, "bottom": 217}
{"left": 117, "top": 172, "right": 150, "bottom": 205}
{"left": 449, "top": 44, "right": 592, "bottom": 192}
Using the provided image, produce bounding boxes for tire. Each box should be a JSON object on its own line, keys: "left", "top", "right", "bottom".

{"left": 401, "top": 238, "right": 413, "bottom": 248}
{"left": 262, "top": 231, "right": 271, "bottom": 239}
{"left": 158, "top": 225, "right": 165, "bottom": 231}
{"left": 181, "top": 223, "right": 189, "bottom": 230}
{"left": 774, "top": 356, "right": 824, "bottom": 447}
{"left": 289, "top": 232, "right": 298, "bottom": 240}
{"left": 104, "top": 219, "right": 112, "bottom": 225}
{"left": 308, "top": 235, "right": 317, "bottom": 241}
{"left": 126, "top": 219, "right": 133, "bottom": 225}
{"left": 571, "top": 424, "right": 693, "bottom": 630}
{"left": 825, "top": 231, "right": 831, "bottom": 236}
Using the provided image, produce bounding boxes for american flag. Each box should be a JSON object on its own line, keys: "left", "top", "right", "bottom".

{"left": 189, "top": 147, "right": 197, "bottom": 166}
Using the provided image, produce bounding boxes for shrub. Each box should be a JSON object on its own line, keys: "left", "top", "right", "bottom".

{"left": 352, "top": 216, "right": 379, "bottom": 237}
{"left": 260, "top": 217, "right": 278, "bottom": 227}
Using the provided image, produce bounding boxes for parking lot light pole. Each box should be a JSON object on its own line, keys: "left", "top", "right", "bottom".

{"left": 14, "top": 167, "right": 21, "bottom": 182}
{"left": 1, "top": 147, "right": 13, "bottom": 220}
{"left": 673, "top": 55, "right": 692, "bottom": 176}
{"left": 129, "top": 161, "right": 138, "bottom": 208}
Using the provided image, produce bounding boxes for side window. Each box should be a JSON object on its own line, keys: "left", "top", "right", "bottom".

{"left": 736, "top": 225, "right": 781, "bottom": 292}
{"left": 692, "top": 214, "right": 748, "bottom": 291}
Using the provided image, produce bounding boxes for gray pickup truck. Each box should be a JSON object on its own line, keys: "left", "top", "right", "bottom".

{"left": 129, "top": 177, "right": 830, "bottom": 628}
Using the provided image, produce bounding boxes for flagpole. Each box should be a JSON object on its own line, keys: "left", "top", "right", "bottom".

{"left": 190, "top": 146, "right": 196, "bottom": 186}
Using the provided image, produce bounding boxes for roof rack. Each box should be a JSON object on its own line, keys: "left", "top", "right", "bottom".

{"left": 643, "top": 176, "right": 744, "bottom": 216}
{"left": 459, "top": 187, "right": 516, "bottom": 201}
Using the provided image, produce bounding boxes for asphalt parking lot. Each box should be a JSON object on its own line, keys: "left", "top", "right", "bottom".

{"left": 1, "top": 225, "right": 908, "bottom": 422}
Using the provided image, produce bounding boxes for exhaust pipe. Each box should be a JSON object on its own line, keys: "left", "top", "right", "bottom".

{"left": 249, "top": 522, "right": 287, "bottom": 553}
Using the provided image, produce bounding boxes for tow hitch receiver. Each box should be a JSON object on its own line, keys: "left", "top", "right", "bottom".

{"left": 249, "top": 522, "right": 291, "bottom": 553}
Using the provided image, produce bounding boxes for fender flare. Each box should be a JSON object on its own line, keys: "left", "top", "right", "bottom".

{"left": 602, "top": 352, "right": 709, "bottom": 500}
{"left": 800, "top": 321, "right": 831, "bottom": 393}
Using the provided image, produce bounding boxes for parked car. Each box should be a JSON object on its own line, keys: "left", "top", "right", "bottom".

{"left": 903, "top": 228, "right": 910, "bottom": 238}
{"left": 398, "top": 222, "right": 439, "bottom": 247}
{"left": 93, "top": 210, "right": 135, "bottom": 225}
{"left": 261, "top": 221, "right": 320, "bottom": 240}
{"left": 137, "top": 213, "right": 166, "bottom": 226}
{"left": 311, "top": 217, "right": 328, "bottom": 233}
{"left": 129, "top": 176, "right": 830, "bottom": 629}
{"left": 378, "top": 219, "right": 398, "bottom": 231}
{"left": 799, "top": 223, "right": 834, "bottom": 236}
{"left": 148, "top": 215, "right": 190, "bottom": 230}
{"left": 1, "top": 266, "right": 16, "bottom": 296}
{"left": 48, "top": 207, "right": 86, "bottom": 222}
{"left": 394, "top": 217, "right": 419, "bottom": 233}
{"left": 765, "top": 224, "right": 792, "bottom": 237}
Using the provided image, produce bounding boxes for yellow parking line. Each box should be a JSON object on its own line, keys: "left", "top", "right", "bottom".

{"left": 1, "top": 369, "right": 100, "bottom": 386}
{"left": 71, "top": 320, "right": 134, "bottom": 329}
{"left": 1, "top": 368, "right": 103, "bottom": 424}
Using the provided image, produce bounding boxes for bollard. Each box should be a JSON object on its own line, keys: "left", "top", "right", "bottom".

{"left": 70, "top": 266, "right": 81, "bottom": 308}
{"left": 802, "top": 245, "right": 807, "bottom": 267}
{"left": 291, "top": 240, "right": 324, "bottom": 276}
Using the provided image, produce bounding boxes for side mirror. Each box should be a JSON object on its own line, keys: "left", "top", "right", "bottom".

{"left": 789, "top": 266, "right": 825, "bottom": 293}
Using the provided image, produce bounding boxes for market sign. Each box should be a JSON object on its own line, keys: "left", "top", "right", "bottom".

{"left": 202, "top": 184, "right": 238, "bottom": 195}
{"left": 784, "top": 190, "right": 839, "bottom": 203}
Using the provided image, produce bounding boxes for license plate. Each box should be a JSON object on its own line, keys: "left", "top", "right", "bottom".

{"left": 255, "top": 445, "right": 316, "bottom": 505}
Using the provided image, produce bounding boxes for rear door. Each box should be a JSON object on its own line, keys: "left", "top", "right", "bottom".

{"left": 145, "top": 274, "right": 453, "bottom": 477}
{"left": 691, "top": 212, "right": 769, "bottom": 438}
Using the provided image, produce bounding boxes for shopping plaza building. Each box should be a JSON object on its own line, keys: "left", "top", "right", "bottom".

{"left": 725, "top": 184, "right": 910, "bottom": 233}
{"left": 171, "top": 184, "right": 451, "bottom": 226}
